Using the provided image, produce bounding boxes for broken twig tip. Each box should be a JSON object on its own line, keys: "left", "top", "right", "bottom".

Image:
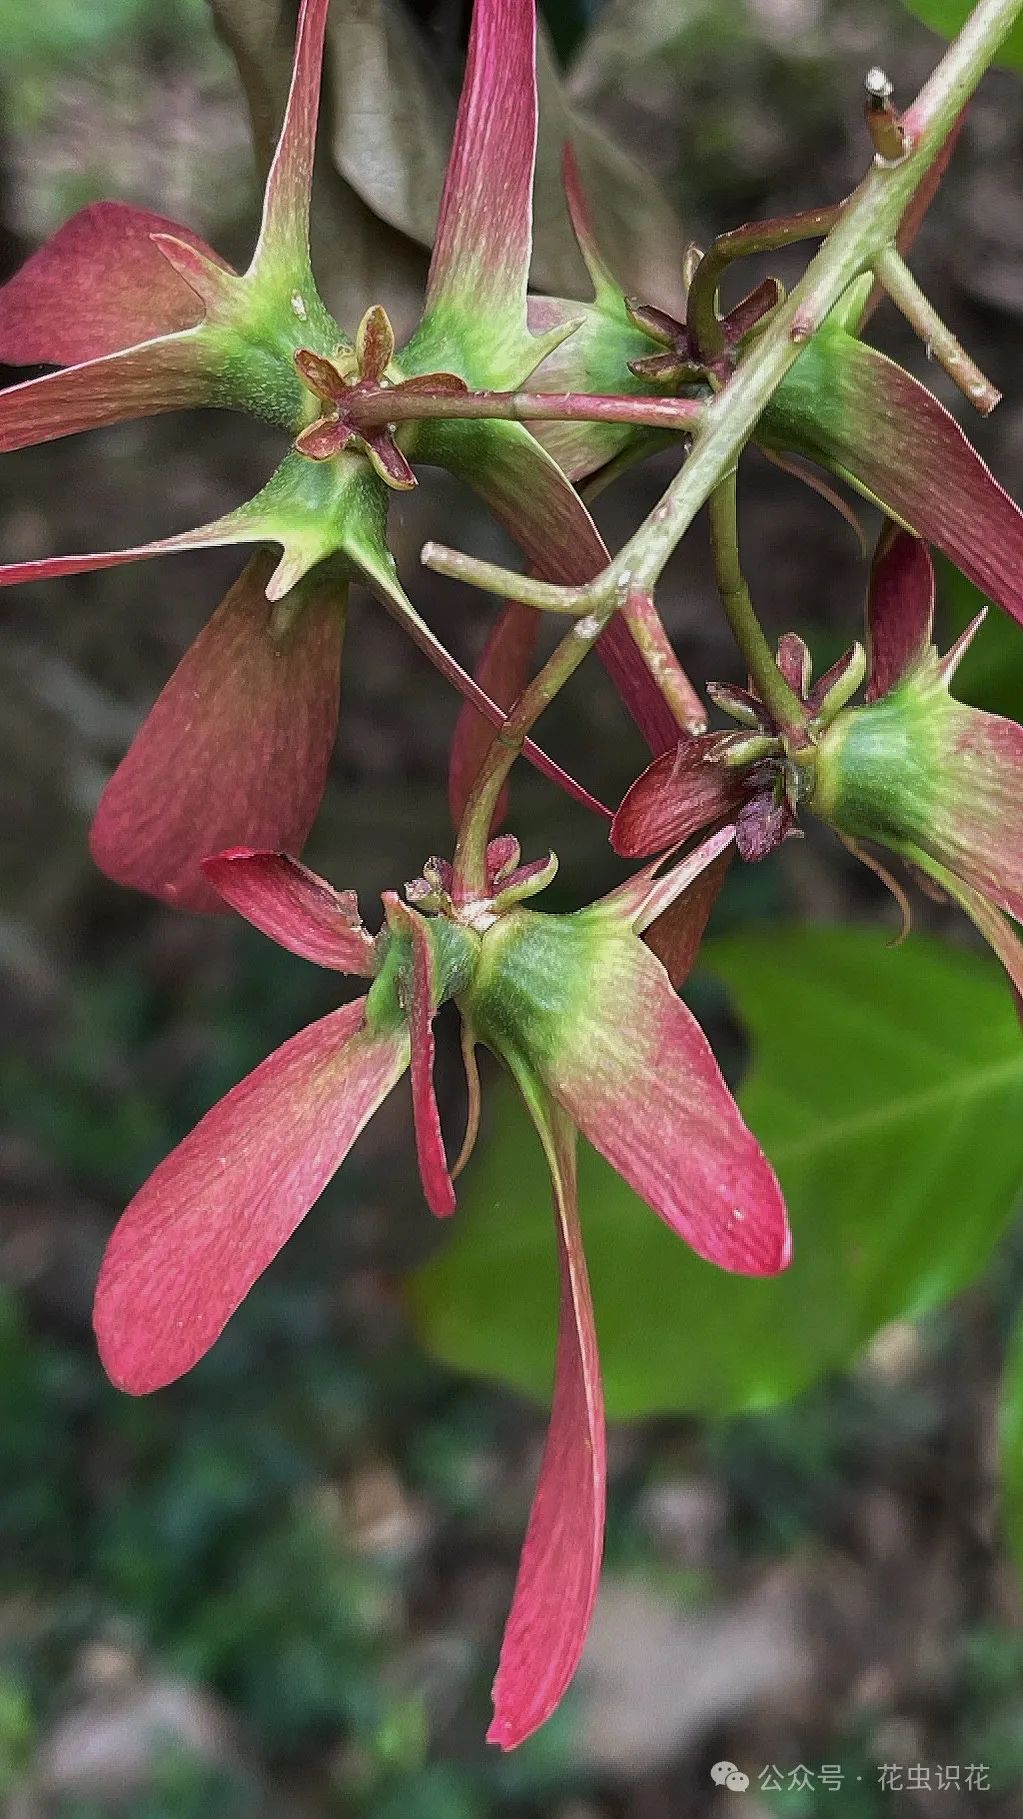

{"left": 864, "top": 66, "right": 907, "bottom": 163}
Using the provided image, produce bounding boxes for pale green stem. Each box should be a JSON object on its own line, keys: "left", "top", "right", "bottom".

{"left": 707, "top": 473, "right": 807, "bottom": 739}
{"left": 874, "top": 243, "right": 1001, "bottom": 413}
{"left": 421, "top": 541, "right": 596, "bottom": 613}
{"left": 429, "top": 0, "right": 1023, "bottom": 621}
{"left": 446, "top": 0, "right": 1022, "bottom": 891}
{"left": 450, "top": 585, "right": 632, "bottom": 899}
{"left": 619, "top": 585, "right": 708, "bottom": 734}
{"left": 422, "top": 545, "right": 696, "bottom": 732}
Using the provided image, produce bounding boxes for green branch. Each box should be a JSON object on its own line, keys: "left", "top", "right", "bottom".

{"left": 429, "top": 0, "right": 1022, "bottom": 624}
{"left": 441, "top": 0, "right": 1023, "bottom": 893}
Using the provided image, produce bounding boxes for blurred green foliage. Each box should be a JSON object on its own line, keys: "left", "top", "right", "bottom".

{"left": 901, "top": 0, "right": 1023, "bottom": 70}
{"left": 538, "top": 0, "right": 597, "bottom": 61}
{"left": 0, "top": 0, "right": 211, "bottom": 63}
{"left": 954, "top": 1626, "right": 1023, "bottom": 1792}
{"left": 412, "top": 928, "right": 1023, "bottom": 1417}
{"left": 708, "top": 1370, "right": 943, "bottom": 1553}
{"left": 943, "top": 560, "right": 1023, "bottom": 721}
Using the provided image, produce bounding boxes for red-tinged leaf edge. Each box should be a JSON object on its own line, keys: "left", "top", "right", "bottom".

{"left": 90, "top": 554, "right": 343, "bottom": 913}
{"left": 0, "top": 204, "right": 232, "bottom": 367}
{"left": 201, "top": 849, "right": 377, "bottom": 973}
{"left": 487, "top": 1086, "right": 605, "bottom": 1749}
{"left": 384, "top": 894, "right": 457, "bottom": 1217}
{"left": 416, "top": 0, "right": 557, "bottom": 388}
{"left": 94, "top": 999, "right": 409, "bottom": 1393}
{"left": 253, "top": 0, "right": 331, "bottom": 271}
{"left": 866, "top": 524, "right": 936, "bottom": 702}
{"left": 612, "top": 736, "right": 747, "bottom": 857}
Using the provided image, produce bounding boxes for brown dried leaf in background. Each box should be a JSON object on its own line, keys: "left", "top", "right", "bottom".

{"left": 326, "top": 0, "right": 453, "bottom": 248}
{"left": 208, "top": 0, "right": 294, "bottom": 173}
{"left": 534, "top": 22, "right": 686, "bottom": 311}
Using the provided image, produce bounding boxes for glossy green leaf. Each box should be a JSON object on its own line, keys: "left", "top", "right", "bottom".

{"left": 999, "top": 1300, "right": 1023, "bottom": 1579}
{"left": 410, "top": 928, "right": 1023, "bottom": 1418}
{"left": 900, "top": 0, "right": 1023, "bottom": 72}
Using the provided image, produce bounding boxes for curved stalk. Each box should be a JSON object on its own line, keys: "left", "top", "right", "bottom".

{"left": 686, "top": 204, "right": 842, "bottom": 367}
{"left": 451, "top": 587, "right": 631, "bottom": 899}
{"left": 707, "top": 473, "right": 807, "bottom": 740}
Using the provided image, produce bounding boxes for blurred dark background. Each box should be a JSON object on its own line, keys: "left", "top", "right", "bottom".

{"left": 2, "top": 1, "right": 1023, "bottom": 1813}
